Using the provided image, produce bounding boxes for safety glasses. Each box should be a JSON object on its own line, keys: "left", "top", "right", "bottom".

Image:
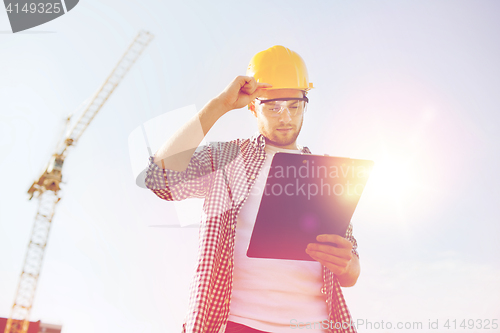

{"left": 255, "top": 97, "right": 309, "bottom": 118}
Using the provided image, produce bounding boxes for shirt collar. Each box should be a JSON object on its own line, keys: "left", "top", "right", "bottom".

{"left": 250, "top": 132, "right": 311, "bottom": 154}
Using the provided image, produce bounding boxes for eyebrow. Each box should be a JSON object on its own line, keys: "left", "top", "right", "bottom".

{"left": 258, "top": 97, "right": 308, "bottom": 103}
{"left": 276, "top": 99, "right": 300, "bottom": 105}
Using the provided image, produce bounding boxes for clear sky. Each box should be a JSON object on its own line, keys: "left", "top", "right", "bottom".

{"left": 1, "top": 1, "right": 499, "bottom": 332}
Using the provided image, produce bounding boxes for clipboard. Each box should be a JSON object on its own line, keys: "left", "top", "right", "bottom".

{"left": 246, "top": 152, "right": 374, "bottom": 261}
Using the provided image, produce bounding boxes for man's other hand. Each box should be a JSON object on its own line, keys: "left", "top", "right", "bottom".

{"left": 306, "top": 234, "right": 360, "bottom": 287}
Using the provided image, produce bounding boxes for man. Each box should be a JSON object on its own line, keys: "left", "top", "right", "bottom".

{"left": 145, "top": 46, "right": 360, "bottom": 333}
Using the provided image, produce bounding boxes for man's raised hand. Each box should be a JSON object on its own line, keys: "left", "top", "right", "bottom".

{"left": 216, "top": 76, "right": 272, "bottom": 113}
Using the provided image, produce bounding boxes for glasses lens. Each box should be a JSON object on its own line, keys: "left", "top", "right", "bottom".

{"left": 260, "top": 100, "right": 306, "bottom": 117}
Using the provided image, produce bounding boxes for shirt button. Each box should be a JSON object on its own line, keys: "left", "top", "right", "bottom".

{"left": 231, "top": 224, "right": 235, "bottom": 230}
{"left": 239, "top": 195, "right": 245, "bottom": 202}
{"left": 250, "top": 175, "right": 255, "bottom": 180}
{"left": 260, "top": 155, "right": 265, "bottom": 159}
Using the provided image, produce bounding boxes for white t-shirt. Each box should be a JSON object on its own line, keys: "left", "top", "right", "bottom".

{"left": 228, "top": 144, "right": 328, "bottom": 332}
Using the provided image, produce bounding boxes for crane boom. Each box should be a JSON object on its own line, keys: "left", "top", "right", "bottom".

{"left": 5, "top": 30, "right": 154, "bottom": 333}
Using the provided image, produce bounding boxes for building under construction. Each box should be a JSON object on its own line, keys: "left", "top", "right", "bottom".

{"left": 0, "top": 318, "right": 61, "bottom": 333}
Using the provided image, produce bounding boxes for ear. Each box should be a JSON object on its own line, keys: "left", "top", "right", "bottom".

{"left": 249, "top": 101, "right": 257, "bottom": 117}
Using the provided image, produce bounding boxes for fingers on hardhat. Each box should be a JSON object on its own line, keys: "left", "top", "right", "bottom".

{"left": 238, "top": 76, "right": 254, "bottom": 94}
{"left": 257, "top": 82, "right": 272, "bottom": 88}
{"left": 241, "top": 76, "right": 271, "bottom": 95}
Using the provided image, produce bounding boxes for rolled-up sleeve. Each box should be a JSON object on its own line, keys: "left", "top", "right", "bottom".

{"left": 145, "top": 145, "right": 214, "bottom": 201}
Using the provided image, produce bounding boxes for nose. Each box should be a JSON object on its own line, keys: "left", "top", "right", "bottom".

{"left": 278, "top": 106, "right": 292, "bottom": 123}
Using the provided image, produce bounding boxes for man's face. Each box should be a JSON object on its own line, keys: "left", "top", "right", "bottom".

{"left": 251, "top": 89, "right": 305, "bottom": 150}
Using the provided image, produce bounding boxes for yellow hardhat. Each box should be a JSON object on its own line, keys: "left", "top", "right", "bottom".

{"left": 246, "top": 45, "right": 314, "bottom": 91}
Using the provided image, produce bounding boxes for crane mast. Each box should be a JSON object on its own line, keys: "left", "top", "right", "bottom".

{"left": 5, "top": 30, "right": 154, "bottom": 333}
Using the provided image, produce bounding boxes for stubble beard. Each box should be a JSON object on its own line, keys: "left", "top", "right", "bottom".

{"left": 262, "top": 117, "right": 304, "bottom": 148}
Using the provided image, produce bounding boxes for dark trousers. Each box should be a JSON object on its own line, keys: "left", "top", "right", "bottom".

{"left": 224, "top": 321, "right": 271, "bottom": 333}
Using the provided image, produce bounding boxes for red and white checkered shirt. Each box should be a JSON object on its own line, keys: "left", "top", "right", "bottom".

{"left": 145, "top": 133, "right": 358, "bottom": 333}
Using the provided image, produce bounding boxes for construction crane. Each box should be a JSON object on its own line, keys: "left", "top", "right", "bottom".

{"left": 4, "top": 30, "right": 154, "bottom": 333}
